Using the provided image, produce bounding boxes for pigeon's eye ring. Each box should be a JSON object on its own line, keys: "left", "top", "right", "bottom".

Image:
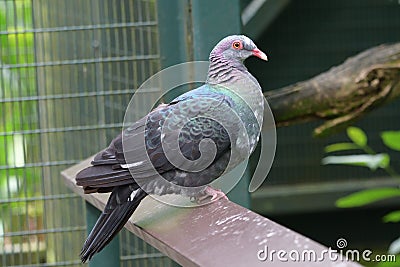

{"left": 232, "top": 41, "right": 242, "bottom": 50}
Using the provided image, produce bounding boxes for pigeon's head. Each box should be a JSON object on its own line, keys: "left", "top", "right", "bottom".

{"left": 210, "top": 35, "right": 268, "bottom": 62}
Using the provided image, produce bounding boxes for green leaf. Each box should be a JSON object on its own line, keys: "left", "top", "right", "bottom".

{"left": 322, "top": 153, "right": 390, "bottom": 171}
{"left": 381, "top": 131, "right": 400, "bottom": 151}
{"left": 336, "top": 188, "right": 400, "bottom": 208}
{"left": 383, "top": 210, "right": 400, "bottom": 223}
{"left": 375, "top": 255, "right": 400, "bottom": 267}
{"left": 347, "top": 126, "right": 367, "bottom": 147}
{"left": 324, "top": 142, "right": 360, "bottom": 153}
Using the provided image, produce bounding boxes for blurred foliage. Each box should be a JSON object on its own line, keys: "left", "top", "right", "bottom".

{"left": 323, "top": 127, "right": 397, "bottom": 175}
{"left": 0, "top": 0, "right": 43, "bottom": 241}
{"left": 335, "top": 188, "right": 400, "bottom": 208}
{"left": 322, "top": 127, "right": 400, "bottom": 262}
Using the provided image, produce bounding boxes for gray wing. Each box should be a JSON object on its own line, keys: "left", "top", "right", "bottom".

{"left": 76, "top": 89, "right": 237, "bottom": 193}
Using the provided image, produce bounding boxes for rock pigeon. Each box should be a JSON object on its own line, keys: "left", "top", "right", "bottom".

{"left": 75, "top": 35, "right": 268, "bottom": 262}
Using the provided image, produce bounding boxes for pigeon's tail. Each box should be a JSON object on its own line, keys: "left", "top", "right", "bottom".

{"left": 80, "top": 186, "right": 147, "bottom": 263}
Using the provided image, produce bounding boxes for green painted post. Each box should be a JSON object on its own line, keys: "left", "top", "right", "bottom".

{"left": 157, "top": 0, "right": 194, "bottom": 101}
{"left": 157, "top": 0, "right": 192, "bottom": 67}
{"left": 191, "top": 0, "right": 242, "bottom": 60}
{"left": 157, "top": 0, "right": 250, "bottom": 207}
{"left": 85, "top": 202, "right": 120, "bottom": 267}
{"left": 190, "top": 0, "right": 251, "bottom": 208}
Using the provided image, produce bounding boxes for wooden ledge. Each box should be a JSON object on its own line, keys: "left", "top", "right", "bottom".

{"left": 61, "top": 157, "right": 362, "bottom": 267}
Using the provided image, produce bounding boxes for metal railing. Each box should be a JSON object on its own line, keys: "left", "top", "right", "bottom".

{"left": 61, "top": 156, "right": 362, "bottom": 267}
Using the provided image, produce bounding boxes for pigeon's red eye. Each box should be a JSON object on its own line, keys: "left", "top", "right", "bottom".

{"left": 232, "top": 41, "right": 242, "bottom": 50}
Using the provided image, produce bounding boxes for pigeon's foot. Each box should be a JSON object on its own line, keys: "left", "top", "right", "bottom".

{"left": 192, "top": 186, "right": 228, "bottom": 204}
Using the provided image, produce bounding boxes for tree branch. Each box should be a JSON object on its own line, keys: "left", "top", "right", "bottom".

{"left": 264, "top": 43, "right": 400, "bottom": 136}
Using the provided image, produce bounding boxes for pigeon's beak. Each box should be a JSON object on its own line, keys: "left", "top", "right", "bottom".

{"left": 252, "top": 48, "right": 268, "bottom": 61}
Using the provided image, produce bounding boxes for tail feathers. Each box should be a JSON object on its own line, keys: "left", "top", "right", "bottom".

{"left": 76, "top": 165, "right": 133, "bottom": 193}
{"left": 80, "top": 186, "right": 147, "bottom": 263}
{"left": 76, "top": 165, "right": 129, "bottom": 184}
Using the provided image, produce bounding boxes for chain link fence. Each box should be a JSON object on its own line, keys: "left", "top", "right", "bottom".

{"left": 0, "top": 0, "right": 176, "bottom": 266}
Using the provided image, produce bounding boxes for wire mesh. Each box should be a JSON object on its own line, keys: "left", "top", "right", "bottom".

{"left": 0, "top": 0, "right": 176, "bottom": 266}
{"left": 249, "top": 0, "right": 400, "bottom": 187}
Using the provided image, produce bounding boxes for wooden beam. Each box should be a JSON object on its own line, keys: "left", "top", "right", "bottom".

{"left": 62, "top": 157, "right": 362, "bottom": 267}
